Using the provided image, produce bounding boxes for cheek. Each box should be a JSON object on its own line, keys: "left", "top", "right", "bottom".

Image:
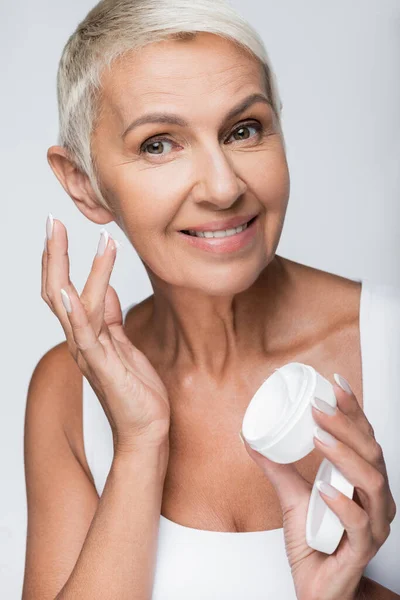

{"left": 115, "top": 167, "right": 185, "bottom": 235}
{"left": 248, "top": 152, "right": 290, "bottom": 209}
{"left": 92, "top": 146, "right": 185, "bottom": 234}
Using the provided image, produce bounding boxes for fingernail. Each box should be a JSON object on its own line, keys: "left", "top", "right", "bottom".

{"left": 112, "top": 239, "right": 123, "bottom": 251}
{"left": 316, "top": 480, "right": 339, "bottom": 499}
{"left": 239, "top": 431, "right": 245, "bottom": 446}
{"left": 44, "top": 236, "right": 47, "bottom": 252}
{"left": 311, "top": 396, "right": 337, "bottom": 416}
{"left": 60, "top": 288, "right": 72, "bottom": 313}
{"left": 314, "top": 426, "right": 337, "bottom": 447}
{"left": 46, "top": 213, "right": 54, "bottom": 241}
{"left": 97, "top": 228, "right": 110, "bottom": 257}
{"left": 334, "top": 373, "right": 352, "bottom": 395}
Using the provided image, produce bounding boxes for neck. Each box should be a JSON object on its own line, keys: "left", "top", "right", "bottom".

{"left": 146, "top": 255, "right": 294, "bottom": 381}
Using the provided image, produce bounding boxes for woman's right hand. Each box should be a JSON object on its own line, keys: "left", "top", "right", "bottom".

{"left": 41, "top": 215, "right": 171, "bottom": 454}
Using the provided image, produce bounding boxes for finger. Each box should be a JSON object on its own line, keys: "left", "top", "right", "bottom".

{"left": 324, "top": 382, "right": 397, "bottom": 522}
{"left": 316, "top": 480, "right": 374, "bottom": 565}
{"left": 311, "top": 399, "right": 387, "bottom": 478}
{"left": 332, "top": 375, "right": 376, "bottom": 439}
{"left": 313, "top": 427, "right": 391, "bottom": 543}
{"left": 100, "top": 287, "right": 147, "bottom": 383}
{"left": 44, "top": 216, "right": 80, "bottom": 341}
{"left": 80, "top": 229, "right": 119, "bottom": 335}
{"left": 312, "top": 399, "right": 397, "bottom": 528}
{"left": 60, "top": 285, "right": 128, "bottom": 391}
{"left": 103, "top": 285, "right": 125, "bottom": 340}
{"left": 41, "top": 235, "right": 50, "bottom": 305}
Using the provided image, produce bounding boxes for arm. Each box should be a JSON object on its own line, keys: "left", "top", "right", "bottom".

{"left": 56, "top": 445, "right": 169, "bottom": 600}
{"left": 357, "top": 576, "right": 400, "bottom": 599}
{"left": 22, "top": 343, "right": 169, "bottom": 600}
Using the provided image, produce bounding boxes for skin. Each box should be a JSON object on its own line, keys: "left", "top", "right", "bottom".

{"left": 48, "top": 31, "right": 291, "bottom": 379}
{"left": 46, "top": 32, "right": 397, "bottom": 599}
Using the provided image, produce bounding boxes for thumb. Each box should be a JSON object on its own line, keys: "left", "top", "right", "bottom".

{"left": 240, "top": 432, "right": 311, "bottom": 512}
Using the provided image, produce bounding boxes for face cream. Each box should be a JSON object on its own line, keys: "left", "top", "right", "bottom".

{"left": 241, "top": 362, "right": 354, "bottom": 554}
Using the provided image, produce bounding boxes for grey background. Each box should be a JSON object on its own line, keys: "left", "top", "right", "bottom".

{"left": 1, "top": 0, "right": 399, "bottom": 597}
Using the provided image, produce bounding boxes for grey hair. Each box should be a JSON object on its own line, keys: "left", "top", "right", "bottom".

{"left": 56, "top": 0, "right": 284, "bottom": 210}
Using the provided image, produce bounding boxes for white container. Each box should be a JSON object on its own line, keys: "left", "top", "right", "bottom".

{"left": 241, "top": 362, "right": 354, "bottom": 554}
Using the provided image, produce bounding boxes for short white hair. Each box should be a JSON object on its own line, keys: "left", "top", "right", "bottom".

{"left": 56, "top": 0, "right": 284, "bottom": 210}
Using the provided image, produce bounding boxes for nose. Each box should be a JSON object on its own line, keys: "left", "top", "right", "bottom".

{"left": 190, "top": 144, "right": 247, "bottom": 209}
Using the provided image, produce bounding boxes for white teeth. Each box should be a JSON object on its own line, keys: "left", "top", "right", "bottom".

{"left": 188, "top": 222, "right": 249, "bottom": 238}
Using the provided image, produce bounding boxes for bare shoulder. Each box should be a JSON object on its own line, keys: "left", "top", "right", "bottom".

{"left": 32, "top": 298, "right": 155, "bottom": 486}
{"left": 281, "top": 256, "right": 363, "bottom": 404}
{"left": 282, "top": 256, "right": 362, "bottom": 319}
{"left": 23, "top": 342, "right": 99, "bottom": 598}
{"left": 27, "top": 341, "right": 82, "bottom": 423}
{"left": 27, "top": 340, "right": 94, "bottom": 485}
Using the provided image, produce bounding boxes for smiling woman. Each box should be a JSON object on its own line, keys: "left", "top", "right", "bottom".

{"left": 54, "top": 0, "right": 284, "bottom": 214}
{"left": 22, "top": 0, "right": 400, "bottom": 599}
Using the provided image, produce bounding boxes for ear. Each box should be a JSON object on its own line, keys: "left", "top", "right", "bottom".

{"left": 47, "top": 145, "right": 114, "bottom": 225}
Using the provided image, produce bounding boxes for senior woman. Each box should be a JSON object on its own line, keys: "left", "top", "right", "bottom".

{"left": 23, "top": 0, "right": 400, "bottom": 599}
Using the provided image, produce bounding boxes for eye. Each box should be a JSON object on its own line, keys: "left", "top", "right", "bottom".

{"left": 139, "top": 120, "right": 265, "bottom": 159}
{"left": 225, "top": 122, "right": 263, "bottom": 144}
{"left": 140, "top": 138, "right": 174, "bottom": 157}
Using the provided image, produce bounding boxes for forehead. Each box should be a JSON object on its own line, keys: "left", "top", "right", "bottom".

{"left": 99, "top": 32, "right": 266, "bottom": 125}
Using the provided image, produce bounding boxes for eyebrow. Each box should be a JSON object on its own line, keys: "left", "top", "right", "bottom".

{"left": 121, "top": 92, "right": 271, "bottom": 140}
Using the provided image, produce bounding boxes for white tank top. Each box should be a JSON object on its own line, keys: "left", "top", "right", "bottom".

{"left": 82, "top": 277, "right": 400, "bottom": 597}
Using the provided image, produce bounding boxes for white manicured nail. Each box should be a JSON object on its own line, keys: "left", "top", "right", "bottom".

{"left": 334, "top": 373, "right": 352, "bottom": 395}
{"left": 60, "top": 288, "right": 72, "bottom": 313}
{"left": 113, "top": 239, "right": 123, "bottom": 251}
{"left": 316, "top": 480, "right": 339, "bottom": 499}
{"left": 97, "top": 228, "right": 110, "bottom": 256}
{"left": 311, "top": 396, "right": 337, "bottom": 416}
{"left": 46, "top": 213, "right": 54, "bottom": 241}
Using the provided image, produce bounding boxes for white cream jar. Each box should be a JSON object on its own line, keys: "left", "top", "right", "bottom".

{"left": 241, "top": 362, "right": 354, "bottom": 554}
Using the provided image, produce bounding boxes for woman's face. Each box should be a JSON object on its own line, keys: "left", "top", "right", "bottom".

{"left": 92, "top": 32, "right": 290, "bottom": 296}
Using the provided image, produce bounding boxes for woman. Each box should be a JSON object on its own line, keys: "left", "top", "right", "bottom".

{"left": 23, "top": 0, "right": 399, "bottom": 598}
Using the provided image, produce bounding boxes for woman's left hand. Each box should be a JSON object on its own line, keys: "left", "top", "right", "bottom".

{"left": 241, "top": 375, "right": 397, "bottom": 600}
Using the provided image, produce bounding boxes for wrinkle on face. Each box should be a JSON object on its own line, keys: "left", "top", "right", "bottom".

{"left": 90, "top": 32, "right": 290, "bottom": 379}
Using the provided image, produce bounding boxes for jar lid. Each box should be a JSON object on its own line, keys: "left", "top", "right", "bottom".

{"left": 306, "top": 458, "right": 354, "bottom": 554}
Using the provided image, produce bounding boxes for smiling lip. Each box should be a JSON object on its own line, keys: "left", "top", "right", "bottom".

{"left": 177, "top": 213, "right": 259, "bottom": 255}
{"left": 180, "top": 213, "right": 258, "bottom": 233}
